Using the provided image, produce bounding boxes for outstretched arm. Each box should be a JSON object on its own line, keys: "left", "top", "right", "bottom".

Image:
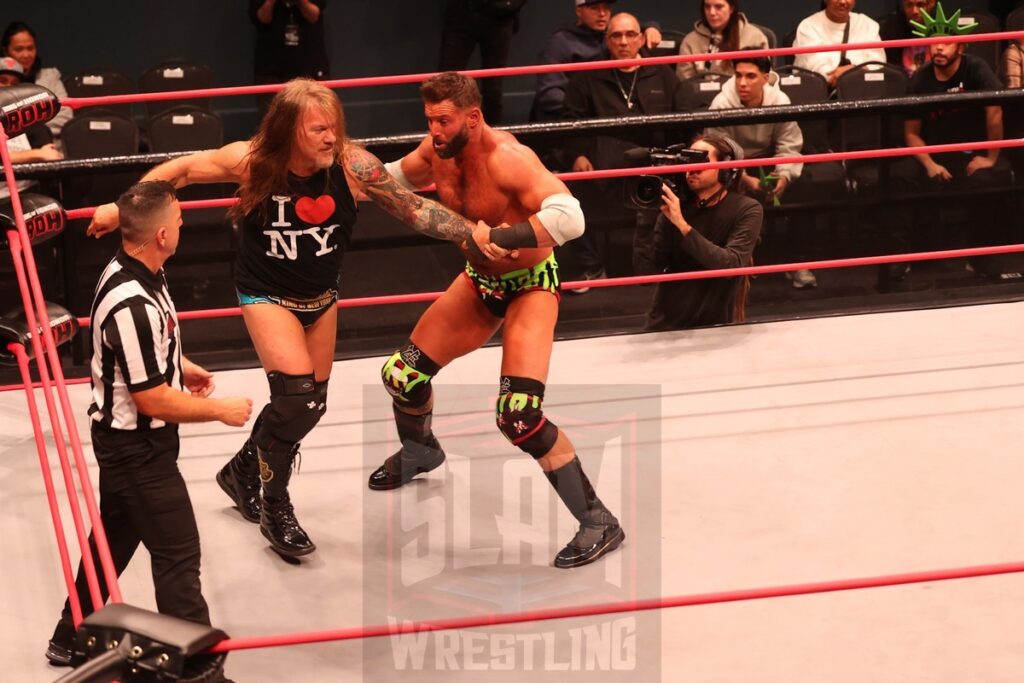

{"left": 87, "top": 141, "right": 250, "bottom": 237}
{"left": 343, "top": 144, "right": 478, "bottom": 243}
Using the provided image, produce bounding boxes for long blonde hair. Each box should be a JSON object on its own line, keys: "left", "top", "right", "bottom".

{"left": 232, "top": 78, "right": 347, "bottom": 219}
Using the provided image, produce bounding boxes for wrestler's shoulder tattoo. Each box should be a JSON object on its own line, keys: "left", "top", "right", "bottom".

{"left": 343, "top": 146, "right": 386, "bottom": 184}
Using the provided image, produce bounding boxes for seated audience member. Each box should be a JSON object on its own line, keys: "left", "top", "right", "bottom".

{"left": 644, "top": 134, "right": 763, "bottom": 329}
{"left": 2, "top": 21, "right": 72, "bottom": 144}
{"left": 678, "top": 0, "right": 769, "bottom": 80}
{"left": 879, "top": 0, "right": 937, "bottom": 77}
{"left": 0, "top": 56, "right": 62, "bottom": 199}
{"left": 793, "top": 0, "right": 887, "bottom": 88}
{"left": 707, "top": 53, "right": 844, "bottom": 289}
{"left": 562, "top": 12, "right": 688, "bottom": 287}
{"left": 707, "top": 55, "right": 804, "bottom": 206}
{"left": 999, "top": 36, "right": 1023, "bottom": 88}
{"left": 999, "top": 36, "right": 1024, "bottom": 176}
{"left": 533, "top": 1, "right": 662, "bottom": 122}
{"left": 887, "top": 10, "right": 1012, "bottom": 280}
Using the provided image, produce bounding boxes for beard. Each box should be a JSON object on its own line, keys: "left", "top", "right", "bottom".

{"left": 314, "top": 148, "right": 336, "bottom": 169}
{"left": 433, "top": 125, "right": 470, "bottom": 159}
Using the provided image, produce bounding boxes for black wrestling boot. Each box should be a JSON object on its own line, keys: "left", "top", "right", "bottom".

{"left": 44, "top": 618, "right": 75, "bottom": 666}
{"left": 260, "top": 492, "right": 316, "bottom": 557}
{"left": 216, "top": 438, "right": 262, "bottom": 523}
{"left": 545, "top": 456, "right": 625, "bottom": 569}
{"left": 258, "top": 446, "right": 315, "bottom": 557}
{"left": 368, "top": 436, "right": 446, "bottom": 490}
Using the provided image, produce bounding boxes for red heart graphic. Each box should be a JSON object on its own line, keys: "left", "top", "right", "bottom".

{"left": 295, "top": 195, "right": 336, "bottom": 225}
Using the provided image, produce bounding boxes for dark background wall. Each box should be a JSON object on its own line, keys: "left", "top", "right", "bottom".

{"left": 11, "top": 0, "right": 915, "bottom": 139}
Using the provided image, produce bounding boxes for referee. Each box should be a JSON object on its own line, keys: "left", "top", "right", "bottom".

{"left": 45, "top": 181, "right": 252, "bottom": 668}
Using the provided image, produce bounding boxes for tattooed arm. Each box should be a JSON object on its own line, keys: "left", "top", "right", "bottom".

{"left": 343, "top": 144, "right": 484, "bottom": 244}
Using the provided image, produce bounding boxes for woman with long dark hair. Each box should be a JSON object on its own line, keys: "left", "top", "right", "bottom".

{"left": 2, "top": 21, "right": 73, "bottom": 142}
{"left": 678, "top": 0, "right": 768, "bottom": 79}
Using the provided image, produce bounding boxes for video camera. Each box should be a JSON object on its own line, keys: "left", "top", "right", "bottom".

{"left": 623, "top": 144, "right": 709, "bottom": 210}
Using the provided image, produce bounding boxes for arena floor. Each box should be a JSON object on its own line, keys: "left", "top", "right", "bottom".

{"left": 2, "top": 302, "right": 1024, "bottom": 682}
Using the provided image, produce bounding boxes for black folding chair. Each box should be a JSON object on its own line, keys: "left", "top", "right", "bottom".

{"left": 681, "top": 71, "right": 732, "bottom": 110}
{"left": 148, "top": 106, "right": 224, "bottom": 153}
{"left": 138, "top": 60, "right": 213, "bottom": 120}
{"left": 649, "top": 29, "right": 687, "bottom": 58}
{"left": 775, "top": 65, "right": 831, "bottom": 153}
{"left": 63, "top": 68, "right": 135, "bottom": 121}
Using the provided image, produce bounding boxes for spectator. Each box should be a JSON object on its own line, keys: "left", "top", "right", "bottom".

{"left": 561, "top": 12, "right": 688, "bottom": 287}
{"left": 999, "top": 36, "right": 1024, "bottom": 177}
{"left": 793, "top": 0, "right": 886, "bottom": 88}
{"left": 438, "top": 0, "right": 528, "bottom": 124}
{"left": 1, "top": 21, "right": 72, "bottom": 144}
{"left": 879, "top": 0, "right": 937, "bottom": 77}
{"left": 707, "top": 53, "right": 840, "bottom": 289}
{"left": 999, "top": 36, "right": 1023, "bottom": 88}
{"left": 533, "top": 1, "right": 662, "bottom": 122}
{"left": 644, "top": 134, "right": 763, "bottom": 329}
{"left": 677, "top": 0, "right": 769, "bottom": 80}
{"left": 888, "top": 20, "right": 1012, "bottom": 279}
{"left": 0, "top": 57, "right": 62, "bottom": 200}
{"left": 250, "top": 0, "right": 329, "bottom": 114}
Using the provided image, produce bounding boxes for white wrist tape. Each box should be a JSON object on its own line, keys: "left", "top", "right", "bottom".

{"left": 535, "top": 193, "right": 584, "bottom": 245}
{"left": 384, "top": 159, "right": 417, "bottom": 191}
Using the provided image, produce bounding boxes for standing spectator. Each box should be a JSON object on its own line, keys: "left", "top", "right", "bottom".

{"left": 45, "top": 181, "right": 252, "bottom": 671}
{"left": 438, "top": 0, "right": 528, "bottom": 124}
{"left": 2, "top": 21, "right": 73, "bottom": 145}
{"left": 644, "top": 134, "right": 763, "bottom": 329}
{"left": 562, "top": 12, "right": 688, "bottom": 286}
{"left": 879, "top": 0, "right": 937, "bottom": 77}
{"left": 706, "top": 53, "right": 836, "bottom": 289}
{"left": 0, "top": 57, "right": 62, "bottom": 200}
{"left": 532, "top": 1, "right": 662, "bottom": 122}
{"left": 793, "top": 0, "right": 886, "bottom": 88}
{"left": 677, "top": 0, "right": 769, "bottom": 80}
{"left": 250, "top": 0, "right": 329, "bottom": 114}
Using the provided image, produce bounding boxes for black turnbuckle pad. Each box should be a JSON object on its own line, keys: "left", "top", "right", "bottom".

{"left": 56, "top": 604, "right": 230, "bottom": 683}
{"left": 0, "top": 193, "right": 67, "bottom": 251}
{"left": 0, "top": 301, "right": 78, "bottom": 366}
{"left": 0, "top": 83, "right": 60, "bottom": 136}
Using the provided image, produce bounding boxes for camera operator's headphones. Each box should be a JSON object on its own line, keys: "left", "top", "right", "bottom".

{"left": 697, "top": 133, "right": 745, "bottom": 190}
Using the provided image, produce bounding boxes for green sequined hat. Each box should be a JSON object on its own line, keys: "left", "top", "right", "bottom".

{"left": 909, "top": 3, "right": 980, "bottom": 37}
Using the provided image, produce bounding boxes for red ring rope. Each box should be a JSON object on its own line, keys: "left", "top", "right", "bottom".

{"left": 9, "top": 342, "right": 84, "bottom": 625}
{"left": 7, "top": 234, "right": 106, "bottom": 612}
{"left": 6, "top": 33, "right": 1024, "bottom": 659}
{"left": 62, "top": 138, "right": 1024, "bottom": 221}
{"left": 210, "top": 560, "right": 1024, "bottom": 652}
{"left": 59, "top": 31, "right": 1024, "bottom": 110}
{"left": 2, "top": 133, "right": 124, "bottom": 606}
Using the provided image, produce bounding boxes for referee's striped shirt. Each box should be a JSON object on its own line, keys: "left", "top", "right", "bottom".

{"left": 88, "top": 250, "right": 182, "bottom": 431}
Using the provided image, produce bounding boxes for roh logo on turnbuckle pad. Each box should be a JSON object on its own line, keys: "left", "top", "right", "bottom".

{"left": 0, "top": 84, "right": 61, "bottom": 137}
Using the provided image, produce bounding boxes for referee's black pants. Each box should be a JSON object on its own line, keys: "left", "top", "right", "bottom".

{"left": 58, "top": 424, "right": 210, "bottom": 628}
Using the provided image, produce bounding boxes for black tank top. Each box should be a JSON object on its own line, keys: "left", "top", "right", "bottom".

{"left": 234, "top": 164, "right": 357, "bottom": 298}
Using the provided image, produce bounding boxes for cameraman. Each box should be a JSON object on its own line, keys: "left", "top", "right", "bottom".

{"left": 643, "top": 134, "right": 763, "bottom": 330}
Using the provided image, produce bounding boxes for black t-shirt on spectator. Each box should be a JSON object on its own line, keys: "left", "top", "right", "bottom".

{"left": 909, "top": 54, "right": 1003, "bottom": 145}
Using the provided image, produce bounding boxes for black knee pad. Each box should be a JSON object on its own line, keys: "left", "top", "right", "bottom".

{"left": 381, "top": 340, "right": 441, "bottom": 410}
{"left": 256, "top": 372, "right": 327, "bottom": 451}
{"left": 495, "top": 376, "right": 559, "bottom": 459}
